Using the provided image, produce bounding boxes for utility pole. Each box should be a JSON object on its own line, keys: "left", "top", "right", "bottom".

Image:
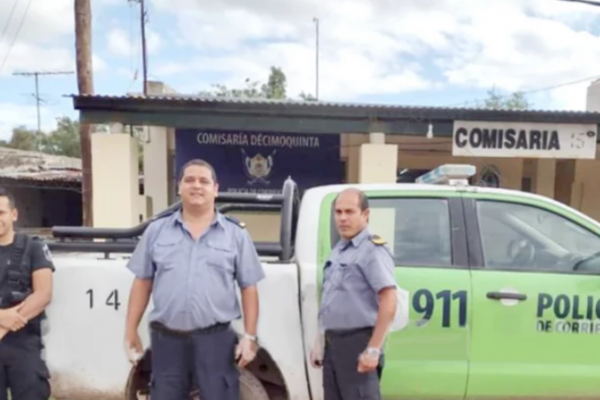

{"left": 313, "top": 17, "right": 319, "bottom": 100}
{"left": 13, "top": 71, "right": 74, "bottom": 136}
{"left": 75, "top": 0, "right": 94, "bottom": 227}
{"left": 129, "top": 0, "right": 149, "bottom": 95}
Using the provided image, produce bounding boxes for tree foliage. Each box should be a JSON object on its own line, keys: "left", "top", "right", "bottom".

{"left": 199, "top": 66, "right": 317, "bottom": 101}
{"left": 481, "top": 87, "right": 531, "bottom": 110}
{"left": 1, "top": 116, "right": 81, "bottom": 157}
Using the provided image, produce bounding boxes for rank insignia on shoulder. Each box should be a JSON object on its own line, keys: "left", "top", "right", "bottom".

{"left": 224, "top": 215, "right": 246, "bottom": 229}
{"left": 369, "top": 235, "right": 386, "bottom": 246}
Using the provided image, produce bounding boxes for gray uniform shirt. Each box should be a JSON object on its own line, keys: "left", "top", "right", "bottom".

{"left": 318, "top": 228, "right": 396, "bottom": 331}
{"left": 126, "top": 210, "right": 265, "bottom": 331}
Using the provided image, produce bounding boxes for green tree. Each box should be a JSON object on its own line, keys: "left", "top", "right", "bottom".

{"left": 200, "top": 66, "right": 315, "bottom": 101}
{"left": 299, "top": 91, "right": 317, "bottom": 101}
{"left": 260, "top": 67, "right": 287, "bottom": 99}
{"left": 482, "top": 87, "right": 531, "bottom": 110}
{"left": 6, "top": 126, "right": 41, "bottom": 151}
{"left": 44, "top": 116, "right": 81, "bottom": 158}
{"left": 200, "top": 79, "right": 264, "bottom": 98}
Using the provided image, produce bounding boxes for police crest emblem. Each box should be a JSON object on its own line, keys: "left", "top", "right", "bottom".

{"left": 241, "top": 149, "right": 277, "bottom": 185}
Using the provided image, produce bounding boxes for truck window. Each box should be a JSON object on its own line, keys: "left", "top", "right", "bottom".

{"left": 475, "top": 200, "right": 600, "bottom": 273}
{"left": 331, "top": 198, "right": 453, "bottom": 267}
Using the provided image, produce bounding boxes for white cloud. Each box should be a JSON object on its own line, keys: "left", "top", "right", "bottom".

{"left": 93, "top": 54, "right": 107, "bottom": 72}
{"left": 0, "top": 0, "right": 75, "bottom": 76}
{"left": 106, "top": 27, "right": 161, "bottom": 58}
{"left": 0, "top": 103, "right": 56, "bottom": 141}
{"left": 0, "top": 43, "right": 73, "bottom": 76}
{"left": 0, "top": 0, "right": 73, "bottom": 46}
{"left": 150, "top": 0, "right": 600, "bottom": 108}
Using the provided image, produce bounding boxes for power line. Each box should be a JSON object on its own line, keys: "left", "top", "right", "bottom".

{"left": 0, "top": 0, "right": 20, "bottom": 49}
{"left": 12, "top": 70, "right": 74, "bottom": 135}
{"left": 129, "top": 0, "right": 148, "bottom": 95}
{"left": 0, "top": 0, "right": 33, "bottom": 74}
{"left": 448, "top": 73, "right": 600, "bottom": 108}
{"left": 313, "top": 17, "right": 319, "bottom": 101}
{"left": 555, "top": 0, "right": 600, "bottom": 6}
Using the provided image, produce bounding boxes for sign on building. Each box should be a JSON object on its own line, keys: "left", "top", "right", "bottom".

{"left": 452, "top": 121, "right": 598, "bottom": 159}
{"left": 175, "top": 129, "right": 342, "bottom": 194}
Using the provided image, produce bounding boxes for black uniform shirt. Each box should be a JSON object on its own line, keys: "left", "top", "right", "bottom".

{"left": 0, "top": 237, "right": 55, "bottom": 339}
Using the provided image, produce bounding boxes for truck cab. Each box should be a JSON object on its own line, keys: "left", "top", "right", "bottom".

{"left": 42, "top": 164, "right": 600, "bottom": 400}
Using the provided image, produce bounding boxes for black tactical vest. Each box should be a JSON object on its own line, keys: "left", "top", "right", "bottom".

{"left": 0, "top": 234, "right": 44, "bottom": 334}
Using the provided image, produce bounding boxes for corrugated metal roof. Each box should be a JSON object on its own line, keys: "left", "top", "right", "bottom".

{"left": 0, "top": 147, "right": 81, "bottom": 170}
{"left": 0, "top": 147, "right": 82, "bottom": 183}
{"left": 70, "top": 93, "right": 600, "bottom": 116}
{"left": 0, "top": 169, "right": 81, "bottom": 183}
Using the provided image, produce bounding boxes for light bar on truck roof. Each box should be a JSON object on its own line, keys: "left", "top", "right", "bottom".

{"left": 415, "top": 164, "right": 476, "bottom": 186}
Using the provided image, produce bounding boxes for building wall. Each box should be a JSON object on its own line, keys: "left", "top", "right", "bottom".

{"left": 344, "top": 133, "right": 600, "bottom": 221}
{"left": 7, "top": 186, "right": 82, "bottom": 228}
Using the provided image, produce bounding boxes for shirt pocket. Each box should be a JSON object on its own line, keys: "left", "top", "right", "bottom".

{"left": 152, "top": 235, "right": 182, "bottom": 271}
{"left": 205, "top": 240, "right": 236, "bottom": 277}
{"left": 338, "top": 262, "right": 363, "bottom": 290}
{"left": 325, "top": 260, "right": 346, "bottom": 291}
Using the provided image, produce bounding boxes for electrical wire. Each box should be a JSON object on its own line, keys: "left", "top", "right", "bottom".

{"left": 555, "top": 0, "right": 600, "bottom": 6}
{"left": 0, "top": 0, "right": 33, "bottom": 74}
{"left": 0, "top": 0, "right": 20, "bottom": 50}
{"left": 448, "top": 73, "right": 600, "bottom": 108}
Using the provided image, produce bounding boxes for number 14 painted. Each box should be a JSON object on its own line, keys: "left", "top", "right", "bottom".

{"left": 86, "top": 289, "right": 121, "bottom": 310}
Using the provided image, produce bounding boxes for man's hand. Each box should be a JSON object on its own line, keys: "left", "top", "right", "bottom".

{"left": 0, "top": 304, "right": 27, "bottom": 331}
{"left": 124, "top": 329, "right": 143, "bottom": 365}
{"left": 310, "top": 334, "right": 324, "bottom": 368}
{"left": 235, "top": 335, "right": 258, "bottom": 368}
{"left": 357, "top": 351, "right": 379, "bottom": 374}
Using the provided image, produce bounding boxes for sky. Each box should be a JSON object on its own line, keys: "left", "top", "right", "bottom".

{"left": 1, "top": 0, "right": 600, "bottom": 141}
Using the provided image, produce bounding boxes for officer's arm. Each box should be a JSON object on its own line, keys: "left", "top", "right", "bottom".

{"left": 361, "top": 246, "right": 397, "bottom": 350}
{"left": 235, "top": 229, "right": 265, "bottom": 337}
{"left": 17, "top": 241, "right": 55, "bottom": 321}
{"left": 125, "top": 227, "right": 156, "bottom": 336}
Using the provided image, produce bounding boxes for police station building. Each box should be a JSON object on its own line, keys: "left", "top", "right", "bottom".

{"left": 70, "top": 82, "right": 600, "bottom": 239}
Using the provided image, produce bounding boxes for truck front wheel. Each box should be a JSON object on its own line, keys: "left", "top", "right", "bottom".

{"left": 190, "top": 368, "right": 270, "bottom": 400}
{"left": 127, "top": 357, "right": 270, "bottom": 400}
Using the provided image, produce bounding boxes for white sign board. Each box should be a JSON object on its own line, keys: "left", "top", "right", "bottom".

{"left": 452, "top": 121, "right": 598, "bottom": 159}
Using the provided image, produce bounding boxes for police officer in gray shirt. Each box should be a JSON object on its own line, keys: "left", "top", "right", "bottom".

{"left": 310, "top": 188, "right": 397, "bottom": 400}
{"left": 124, "top": 158, "right": 265, "bottom": 400}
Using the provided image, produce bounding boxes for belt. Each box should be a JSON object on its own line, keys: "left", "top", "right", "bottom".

{"left": 150, "top": 321, "right": 230, "bottom": 337}
{"left": 325, "top": 326, "right": 373, "bottom": 343}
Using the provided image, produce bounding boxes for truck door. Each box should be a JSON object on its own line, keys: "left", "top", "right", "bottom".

{"left": 317, "top": 190, "right": 472, "bottom": 400}
{"left": 463, "top": 193, "right": 600, "bottom": 399}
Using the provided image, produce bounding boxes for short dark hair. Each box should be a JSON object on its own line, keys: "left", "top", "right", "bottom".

{"left": 0, "top": 187, "right": 16, "bottom": 209}
{"left": 178, "top": 159, "right": 218, "bottom": 183}
{"left": 335, "top": 188, "right": 369, "bottom": 211}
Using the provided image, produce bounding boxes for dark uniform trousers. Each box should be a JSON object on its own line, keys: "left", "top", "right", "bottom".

{"left": 149, "top": 321, "right": 239, "bottom": 400}
{"left": 0, "top": 330, "right": 51, "bottom": 400}
{"left": 324, "top": 327, "right": 383, "bottom": 400}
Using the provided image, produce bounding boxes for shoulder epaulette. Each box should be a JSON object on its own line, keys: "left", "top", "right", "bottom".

{"left": 224, "top": 215, "right": 246, "bottom": 229}
{"left": 369, "top": 234, "right": 386, "bottom": 246}
{"left": 151, "top": 206, "right": 179, "bottom": 222}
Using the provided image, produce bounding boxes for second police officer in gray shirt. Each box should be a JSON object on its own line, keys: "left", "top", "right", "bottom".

{"left": 124, "top": 159, "right": 265, "bottom": 400}
{"left": 311, "top": 188, "right": 397, "bottom": 400}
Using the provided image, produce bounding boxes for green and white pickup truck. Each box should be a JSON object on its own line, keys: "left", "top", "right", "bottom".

{"left": 42, "top": 164, "right": 600, "bottom": 400}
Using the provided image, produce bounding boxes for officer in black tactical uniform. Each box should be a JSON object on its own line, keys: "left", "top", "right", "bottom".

{"left": 0, "top": 187, "right": 55, "bottom": 400}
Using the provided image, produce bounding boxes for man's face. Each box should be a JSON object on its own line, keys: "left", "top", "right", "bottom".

{"left": 334, "top": 191, "right": 369, "bottom": 240}
{"left": 178, "top": 165, "right": 219, "bottom": 208}
{"left": 0, "top": 196, "right": 17, "bottom": 238}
